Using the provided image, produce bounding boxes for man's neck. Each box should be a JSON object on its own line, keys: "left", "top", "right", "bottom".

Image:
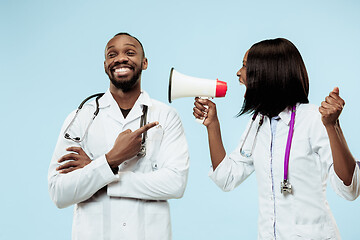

{"left": 109, "top": 84, "right": 141, "bottom": 110}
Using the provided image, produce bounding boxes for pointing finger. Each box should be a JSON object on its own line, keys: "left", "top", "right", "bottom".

{"left": 133, "top": 121, "right": 159, "bottom": 137}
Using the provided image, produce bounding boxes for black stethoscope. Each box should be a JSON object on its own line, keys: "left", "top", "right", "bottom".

{"left": 239, "top": 106, "right": 296, "bottom": 194}
{"left": 63, "top": 93, "right": 148, "bottom": 157}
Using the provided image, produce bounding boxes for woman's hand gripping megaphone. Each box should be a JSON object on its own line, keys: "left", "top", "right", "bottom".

{"left": 193, "top": 97, "right": 219, "bottom": 126}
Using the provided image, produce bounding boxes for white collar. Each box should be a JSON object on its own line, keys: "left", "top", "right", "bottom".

{"left": 98, "top": 89, "right": 153, "bottom": 109}
{"left": 98, "top": 89, "right": 153, "bottom": 123}
{"left": 278, "top": 103, "right": 300, "bottom": 126}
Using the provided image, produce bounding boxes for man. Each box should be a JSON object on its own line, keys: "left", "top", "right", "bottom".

{"left": 48, "top": 33, "right": 189, "bottom": 240}
{"left": 319, "top": 87, "right": 359, "bottom": 200}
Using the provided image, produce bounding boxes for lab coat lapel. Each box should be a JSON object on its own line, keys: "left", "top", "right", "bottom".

{"left": 97, "top": 89, "right": 124, "bottom": 124}
{"left": 278, "top": 106, "right": 292, "bottom": 126}
{"left": 101, "top": 90, "right": 153, "bottom": 126}
{"left": 125, "top": 91, "right": 152, "bottom": 125}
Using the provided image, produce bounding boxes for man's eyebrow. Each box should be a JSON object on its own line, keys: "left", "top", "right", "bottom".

{"left": 125, "top": 43, "right": 137, "bottom": 48}
{"left": 106, "top": 43, "right": 137, "bottom": 52}
{"left": 106, "top": 45, "right": 114, "bottom": 51}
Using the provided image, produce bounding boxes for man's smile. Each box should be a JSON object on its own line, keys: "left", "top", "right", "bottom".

{"left": 111, "top": 64, "right": 134, "bottom": 77}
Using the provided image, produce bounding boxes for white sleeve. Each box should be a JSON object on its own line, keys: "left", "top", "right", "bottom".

{"left": 309, "top": 111, "right": 360, "bottom": 201}
{"left": 330, "top": 161, "right": 360, "bottom": 201}
{"left": 208, "top": 120, "right": 255, "bottom": 192}
{"left": 48, "top": 112, "right": 118, "bottom": 209}
{"left": 107, "top": 110, "right": 189, "bottom": 200}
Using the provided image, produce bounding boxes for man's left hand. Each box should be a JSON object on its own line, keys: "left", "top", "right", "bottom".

{"left": 56, "top": 147, "right": 91, "bottom": 174}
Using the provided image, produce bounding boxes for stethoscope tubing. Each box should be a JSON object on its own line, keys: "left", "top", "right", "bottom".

{"left": 63, "top": 93, "right": 104, "bottom": 142}
{"left": 283, "top": 106, "right": 296, "bottom": 181}
{"left": 239, "top": 106, "right": 297, "bottom": 193}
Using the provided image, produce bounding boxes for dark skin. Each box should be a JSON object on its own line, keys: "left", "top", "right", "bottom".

{"left": 194, "top": 51, "right": 357, "bottom": 185}
{"left": 192, "top": 51, "right": 249, "bottom": 170}
{"left": 57, "top": 35, "right": 158, "bottom": 174}
{"left": 57, "top": 147, "right": 91, "bottom": 173}
{"left": 57, "top": 122, "right": 158, "bottom": 173}
{"left": 319, "top": 87, "right": 356, "bottom": 186}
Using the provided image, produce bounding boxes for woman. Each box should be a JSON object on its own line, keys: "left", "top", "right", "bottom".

{"left": 193, "top": 38, "right": 358, "bottom": 239}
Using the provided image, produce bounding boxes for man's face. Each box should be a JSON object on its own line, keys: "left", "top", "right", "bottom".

{"left": 104, "top": 35, "right": 148, "bottom": 92}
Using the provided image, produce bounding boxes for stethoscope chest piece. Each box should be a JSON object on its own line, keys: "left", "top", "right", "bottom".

{"left": 137, "top": 144, "right": 146, "bottom": 157}
{"left": 280, "top": 179, "right": 292, "bottom": 194}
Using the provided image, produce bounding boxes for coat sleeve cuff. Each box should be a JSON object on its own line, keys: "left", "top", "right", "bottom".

{"left": 92, "top": 154, "right": 119, "bottom": 183}
{"left": 331, "top": 161, "right": 360, "bottom": 201}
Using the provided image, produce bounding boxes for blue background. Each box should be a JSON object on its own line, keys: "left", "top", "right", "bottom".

{"left": 1, "top": 0, "right": 359, "bottom": 239}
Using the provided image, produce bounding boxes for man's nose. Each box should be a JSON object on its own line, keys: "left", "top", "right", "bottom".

{"left": 114, "top": 53, "right": 129, "bottom": 63}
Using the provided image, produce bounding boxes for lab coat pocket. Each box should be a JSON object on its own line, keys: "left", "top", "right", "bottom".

{"left": 133, "top": 126, "right": 164, "bottom": 173}
{"left": 73, "top": 202, "right": 104, "bottom": 240}
{"left": 141, "top": 125, "right": 164, "bottom": 171}
{"left": 294, "top": 223, "right": 335, "bottom": 239}
{"left": 144, "top": 200, "right": 171, "bottom": 240}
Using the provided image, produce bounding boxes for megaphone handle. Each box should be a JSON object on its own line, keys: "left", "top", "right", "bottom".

{"left": 195, "top": 97, "right": 211, "bottom": 125}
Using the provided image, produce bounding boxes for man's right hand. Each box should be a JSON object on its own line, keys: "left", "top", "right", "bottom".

{"left": 105, "top": 121, "right": 159, "bottom": 168}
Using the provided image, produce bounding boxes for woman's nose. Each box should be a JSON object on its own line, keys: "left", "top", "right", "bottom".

{"left": 236, "top": 69, "right": 241, "bottom": 77}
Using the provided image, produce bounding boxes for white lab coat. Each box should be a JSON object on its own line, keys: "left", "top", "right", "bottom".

{"left": 210, "top": 103, "right": 359, "bottom": 240}
{"left": 48, "top": 90, "right": 189, "bottom": 240}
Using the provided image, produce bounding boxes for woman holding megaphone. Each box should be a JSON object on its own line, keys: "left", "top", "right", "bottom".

{"left": 193, "top": 38, "right": 359, "bottom": 239}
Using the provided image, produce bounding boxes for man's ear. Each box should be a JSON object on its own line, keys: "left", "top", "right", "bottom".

{"left": 142, "top": 57, "right": 148, "bottom": 70}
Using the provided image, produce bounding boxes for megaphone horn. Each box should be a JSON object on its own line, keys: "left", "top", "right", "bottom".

{"left": 168, "top": 68, "right": 227, "bottom": 103}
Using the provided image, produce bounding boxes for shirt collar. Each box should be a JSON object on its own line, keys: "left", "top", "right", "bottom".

{"left": 277, "top": 103, "right": 299, "bottom": 126}
{"left": 98, "top": 89, "right": 153, "bottom": 109}
{"left": 98, "top": 89, "right": 152, "bottom": 123}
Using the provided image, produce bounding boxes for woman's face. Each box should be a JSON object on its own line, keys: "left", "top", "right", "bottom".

{"left": 237, "top": 50, "right": 249, "bottom": 86}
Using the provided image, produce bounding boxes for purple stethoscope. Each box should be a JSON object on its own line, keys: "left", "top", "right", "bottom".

{"left": 240, "top": 106, "right": 296, "bottom": 194}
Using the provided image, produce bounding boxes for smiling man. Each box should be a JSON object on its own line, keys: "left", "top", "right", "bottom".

{"left": 48, "top": 33, "right": 189, "bottom": 240}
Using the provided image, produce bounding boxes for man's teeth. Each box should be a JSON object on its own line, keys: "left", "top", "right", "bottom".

{"left": 114, "top": 68, "right": 130, "bottom": 73}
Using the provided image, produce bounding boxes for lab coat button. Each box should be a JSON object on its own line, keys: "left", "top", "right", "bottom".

{"left": 124, "top": 162, "right": 127, "bottom": 165}
{"left": 123, "top": 223, "right": 126, "bottom": 226}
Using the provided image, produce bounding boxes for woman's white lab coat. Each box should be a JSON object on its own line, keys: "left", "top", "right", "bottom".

{"left": 210, "top": 103, "right": 359, "bottom": 240}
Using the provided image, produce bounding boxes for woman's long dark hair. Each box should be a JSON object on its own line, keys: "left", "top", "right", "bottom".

{"left": 239, "top": 38, "right": 309, "bottom": 117}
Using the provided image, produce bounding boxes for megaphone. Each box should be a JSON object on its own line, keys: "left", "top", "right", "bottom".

{"left": 168, "top": 68, "right": 227, "bottom": 103}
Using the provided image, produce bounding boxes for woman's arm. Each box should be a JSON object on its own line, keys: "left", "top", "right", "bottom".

{"left": 319, "top": 87, "right": 356, "bottom": 186}
{"left": 193, "top": 98, "right": 226, "bottom": 170}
